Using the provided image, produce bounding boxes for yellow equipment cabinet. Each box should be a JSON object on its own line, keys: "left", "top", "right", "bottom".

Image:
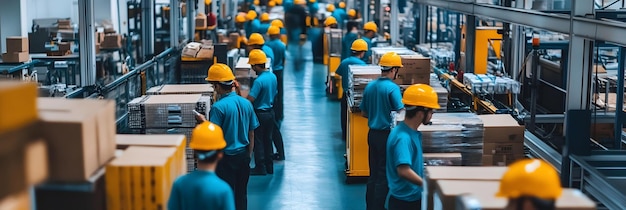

{"left": 326, "top": 29, "right": 343, "bottom": 99}
{"left": 345, "top": 107, "right": 370, "bottom": 180}
{"left": 461, "top": 26, "right": 502, "bottom": 74}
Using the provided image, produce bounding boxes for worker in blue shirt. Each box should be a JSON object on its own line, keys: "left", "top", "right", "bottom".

{"left": 341, "top": 20, "right": 359, "bottom": 60}
{"left": 168, "top": 122, "right": 235, "bottom": 210}
{"left": 247, "top": 50, "right": 278, "bottom": 175}
{"left": 247, "top": 33, "right": 275, "bottom": 70}
{"left": 332, "top": 2, "right": 348, "bottom": 28}
{"left": 202, "top": 63, "right": 260, "bottom": 210}
{"left": 385, "top": 84, "right": 440, "bottom": 210}
{"left": 360, "top": 52, "right": 404, "bottom": 210}
{"left": 271, "top": 19, "right": 288, "bottom": 45}
{"left": 245, "top": 10, "right": 261, "bottom": 38}
{"left": 258, "top": 13, "right": 271, "bottom": 34}
{"left": 335, "top": 39, "right": 367, "bottom": 141}
{"left": 361, "top": 21, "right": 378, "bottom": 64}
{"left": 266, "top": 26, "right": 287, "bottom": 160}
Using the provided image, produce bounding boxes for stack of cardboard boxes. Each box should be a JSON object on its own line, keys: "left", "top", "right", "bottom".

{"left": 0, "top": 82, "right": 47, "bottom": 210}
{"left": 395, "top": 55, "right": 431, "bottom": 85}
{"left": 181, "top": 41, "right": 215, "bottom": 59}
{"left": 57, "top": 19, "right": 72, "bottom": 30}
{"left": 2, "top": 37, "right": 29, "bottom": 63}
{"left": 101, "top": 34, "right": 123, "bottom": 49}
{"left": 478, "top": 114, "right": 525, "bottom": 166}
{"left": 419, "top": 113, "right": 484, "bottom": 166}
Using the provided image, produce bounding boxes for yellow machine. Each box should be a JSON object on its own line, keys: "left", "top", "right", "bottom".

{"left": 461, "top": 26, "right": 502, "bottom": 74}
{"left": 345, "top": 107, "right": 370, "bottom": 180}
{"left": 326, "top": 29, "right": 343, "bottom": 99}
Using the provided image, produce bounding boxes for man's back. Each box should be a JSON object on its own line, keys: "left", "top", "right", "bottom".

{"left": 168, "top": 171, "right": 235, "bottom": 210}
{"left": 266, "top": 39, "right": 286, "bottom": 71}
{"left": 209, "top": 92, "right": 258, "bottom": 154}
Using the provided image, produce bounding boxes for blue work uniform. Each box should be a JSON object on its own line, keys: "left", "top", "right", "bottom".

{"left": 266, "top": 39, "right": 286, "bottom": 71}
{"left": 341, "top": 32, "right": 359, "bottom": 60}
{"left": 361, "top": 36, "right": 374, "bottom": 64}
{"left": 259, "top": 22, "right": 271, "bottom": 35}
{"left": 335, "top": 56, "right": 366, "bottom": 141}
{"left": 250, "top": 71, "right": 277, "bottom": 110}
{"left": 261, "top": 45, "right": 275, "bottom": 71}
{"left": 168, "top": 170, "right": 235, "bottom": 210}
{"left": 360, "top": 77, "right": 404, "bottom": 130}
{"left": 245, "top": 19, "right": 262, "bottom": 38}
{"left": 249, "top": 70, "right": 278, "bottom": 175}
{"left": 331, "top": 8, "right": 347, "bottom": 28}
{"left": 386, "top": 122, "right": 424, "bottom": 204}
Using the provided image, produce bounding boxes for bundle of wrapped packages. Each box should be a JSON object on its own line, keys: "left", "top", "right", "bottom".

{"left": 418, "top": 113, "right": 484, "bottom": 166}
{"left": 463, "top": 73, "right": 520, "bottom": 94}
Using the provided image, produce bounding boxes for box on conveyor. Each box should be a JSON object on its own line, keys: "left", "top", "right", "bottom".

{"left": 423, "top": 153, "right": 462, "bottom": 166}
{"left": 116, "top": 134, "right": 188, "bottom": 175}
{"left": 442, "top": 181, "right": 596, "bottom": 210}
{"left": 423, "top": 166, "right": 508, "bottom": 210}
{"left": 106, "top": 146, "right": 182, "bottom": 210}
{"left": 418, "top": 113, "right": 484, "bottom": 166}
{"left": 394, "top": 55, "right": 431, "bottom": 85}
{"left": 478, "top": 114, "right": 525, "bottom": 166}
{"left": 146, "top": 84, "right": 214, "bottom": 96}
{"left": 0, "top": 81, "right": 38, "bottom": 134}
{"left": 37, "top": 98, "right": 116, "bottom": 182}
{"left": 127, "top": 94, "right": 210, "bottom": 129}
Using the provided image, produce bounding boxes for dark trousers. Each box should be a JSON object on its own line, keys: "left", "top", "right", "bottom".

{"left": 340, "top": 91, "right": 348, "bottom": 141}
{"left": 216, "top": 151, "right": 251, "bottom": 210}
{"left": 273, "top": 70, "right": 284, "bottom": 121}
{"left": 366, "top": 129, "right": 391, "bottom": 210}
{"left": 387, "top": 196, "right": 421, "bottom": 210}
{"left": 253, "top": 109, "right": 276, "bottom": 173}
{"left": 272, "top": 120, "right": 285, "bottom": 159}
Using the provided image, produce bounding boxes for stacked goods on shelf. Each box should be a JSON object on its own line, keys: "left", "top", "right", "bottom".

{"left": 127, "top": 94, "right": 210, "bottom": 172}
{"left": 2, "top": 37, "right": 29, "bottom": 63}
{"left": 115, "top": 134, "right": 188, "bottom": 183}
{"left": 423, "top": 153, "right": 462, "bottom": 166}
{"left": 430, "top": 73, "right": 448, "bottom": 111}
{"left": 462, "top": 73, "right": 521, "bottom": 94}
{"left": 181, "top": 42, "right": 215, "bottom": 59}
{"left": 146, "top": 84, "right": 215, "bottom": 96}
{"left": 0, "top": 82, "right": 46, "bottom": 210}
{"left": 347, "top": 65, "right": 381, "bottom": 110}
{"left": 478, "top": 114, "right": 525, "bottom": 166}
{"left": 418, "top": 113, "right": 484, "bottom": 166}
{"left": 105, "top": 146, "right": 183, "bottom": 210}
{"left": 57, "top": 19, "right": 72, "bottom": 29}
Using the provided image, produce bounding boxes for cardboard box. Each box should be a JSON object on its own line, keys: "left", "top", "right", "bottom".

{"left": 96, "top": 32, "right": 106, "bottom": 44}
{"left": 0, "top": 190, "right": 31, "bottom": 210}
{"left": 182, "top": 42, "right": 202, "bottom": 57}
{"left": 116, "top": 134, "right": 188, "bottom": 175}
{"left": 196, "top": 46, "right": 214, "bottom": 59}
{"left": 38, "top": 98, "right": 116, "bottom": 182}
{"left": 478, "top": 114, "right": 524, "bottom": 144}
{"left": 101, "top": 34, "right": 122, "bottom": 49}
{"left": 6, "top": 37, "right": 29, "bottom": 52}
{"left": 0, "top": 81, "right": 37, "bottom": 134}
{"left": 195, "top": 14, "right": 207, "bottom": 28}
{"left": 482, "top": 154, "right": 525, "bottom": 166}
{"left": 2, "top": 52, "right": 29, "bottom": 63}
{"left": 58, "top": 42, "right": 72, "bottom": 53}
{"left": 434, "top": 180, "right": 501, "bottom": 210}
{"left": 0, "top": 133, "right": 48, "bottom": 199}
{"left": 394, "top": 72, "right": 430, "bottom": 85}
{"left": 395, "top": 55, "right": 431, "bottom": 85}
{"left": 424, "top": 153, "right": 462, "bottom": 166}
{"left": 424, "top": 166, "right": 507, "bottom": 210}
{"left": 456, "top": 186, "right": 596, "bottom": 210}
{"left": 483, "top": 142, "right": 524, "bottom": 155}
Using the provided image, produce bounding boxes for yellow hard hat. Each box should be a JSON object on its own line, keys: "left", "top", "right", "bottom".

{"left": 236, "top": 14, "right": 247, "bottom": 23}
{"left": 206, "top": 63, "right": 236, "bottom": 82}
{"left": 253, "top": 0, "right": 260, "bottom": 5}
{"left": 275, "top": 0, "right": 283, "bottom": 5}
{"left": 248, "top": 49, "right": 268, "bottom": 65}
{"left": 268, "top": 26, "right": 280, "bottom": 35}
{"left": 379, "top": 52, "right": 403, "bottom": 68}
{"left": 326, "top": 4, "right": 335, "bottom": 12}
{"left": 348, "top": 9, "right": 356, "bottom": 17}
{"left": 496, "top": 159, "right": 563, "bottom": 200}
{"left": 402, "top": 84, "right": 440, "bottom": 109}
{"left": 339, "top": 2, "right": 346, "bottom": 8}
{"left": 246, "top": 10, "right": 257, "bottom": 20}
{"left": 324, "top": 16, "right": 337, "bottom": 26}
{"left": 309, "top": 0, "right": 316, "bottom": 2}
{"left": 205, "top": 0, "right": 212, "bottom": 5}
{"left": 260, "top": 13, "right": 270, "bottom": 21}
{"left": 268, "top": 1, "right": 276, "bottom": 7}
{"left": 190, "top": 121, "right": 227, "bottom": 151}
{"left": 351, "top": 39, "right": 368, "bottom": 51}
{"left": 295, "top": 0, "right": 306, "bottom": 5}
{"left": 363, "top": 21, "right": 378, "bottom": 32}
{"left": 248, "top": 33, "right": 265, "bottom": 45}
{"left": 271, "top": 19, "right": 284, "bottom": 28}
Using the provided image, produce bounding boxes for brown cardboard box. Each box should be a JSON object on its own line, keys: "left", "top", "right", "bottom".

{"left": 6, "top": 37, "right": 29, "bottom": 52}
{"left": 0, "top": 127, "right": 48, "bottom": 199}
{"left": 182, "top": 42, "right": 202, "bottom": 57}
{"left": 478, "top": 114, "right": 524, "bottom": 144}
{"left": 456, "top": 186, "right": 596, "bottom": 210}
{"left": 58, "top": 42, "right": 72, "bottom": 53}
{"left": 424, "top": 153, "right": 462, "bottom": 166}
{"left": 394, "top": 72, "right": 430, "bottom": 85}
{"left": 482, "top": 154, "right": 525, "bottom": 166}
{"left": 424, "top": 166, "right": 507, "bottom": 210}
{"left": 0, "top": 190, "right": 31, "bottom": 210}
{"left": 96, "top": 32, "right": 105, "bottom": 44}
{"left": 101, "top": 34, "right": 122, "bottom": 49}
{"left": 2, "top": 52, "right": 29, "bottom": 63}
{"left": 196, "top": 47, "right": 214, "bottom": 59}
{"left": 395, "top": 55, "right": 431, "bottom": 85}
{"left": 0, "top": 81, "right": 37, "bottom": 134}
{"left": 195, "top": 14, "right": 207, "bottom": 28}
{"left": 483, "top": 142, "right": 524, "bottom": 155}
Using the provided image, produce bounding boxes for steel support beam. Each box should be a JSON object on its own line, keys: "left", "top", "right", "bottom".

{"left": 390, "top": 0, "right": 399, "bottom": 45}
{"left": 170, "top": 0, "right": 180, "bottom": 48}
{"left": 615, "top": 47, "right": 626, "bottom": 149}
{"left": 142, "top": 0, "right": 155, "bottom": 61}
{"left": 465, "top": 15, "right": 476, "bottom": 73}
{"left": 362, "top": 0, "right": 369, "bottom": 23}
{"left": 418, "top": 4, "right": 427, "bottom": 44}
{"left": 78, "top": 0, "right": 96, "bottom": 86}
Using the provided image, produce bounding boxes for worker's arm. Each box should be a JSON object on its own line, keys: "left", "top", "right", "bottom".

{"left": 248, "top": 110, "right": 260, "bottom": 157}
{"left": 167, "top": 181, "right": 182, "bottom": 210}
{"left": 247, "top": 130, "right": 255, "bottom": 157}
{"left": 247, "top": 95, "right": 256, "bottom": 102}
{"left": 248, "top": 79, "right": 261, "bottom": 103}
{"left": 397, "top": 165, "right": 423, "bottom": 186}
{"left": 390, "top": 87, "right": 405, "bottom": 111}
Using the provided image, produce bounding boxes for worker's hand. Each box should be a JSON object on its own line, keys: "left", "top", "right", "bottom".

{"left": 195, "top": 113, "right": 207, "bottom": 123}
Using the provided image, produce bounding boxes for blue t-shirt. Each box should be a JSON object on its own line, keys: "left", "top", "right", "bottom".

{"left": 361, "top": 36, "right": 374, "bottom": 64}
{"left": 266, "top": 39, "right": 286, "bottom": 71}
{"left": 245, "top": 19, "right": 262, "bottom": 38}
{"left": 341, "top": 32, "right": 359, "bottom": 60}
{"left": 249, "top": 71, "right": 277, "bottom": 110}
{"left": 258, "top": 22, "right": 271, "bottom": 35}
{"left": 386, "top": 122, "right": 424, "bottom": 202}
{"left": 168, "top": 170, "right": 235, "bottom": 210}
{"left": 331, "top": 8, "right": 347, "bottom": 28}
{"left": 360, "top": 77, "right": 404, "bottom": 130}
{"left": 335, "top": 56, "right": 366, "bottom": 91}
{"left": 261, "top": 45, "right": 275, "bottom": 69}
{"left": 209, "top": 92, "right": 260, "bottom": 155}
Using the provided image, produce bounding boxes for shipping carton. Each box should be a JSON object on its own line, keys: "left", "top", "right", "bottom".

{"left": 395, "top": 55, "right": 431, "bottom": 85}
{"left": 0, "top": 133, "right": 48, "bottom": 199}
{"left": 116, "top": 134, "right": 188, "bottom": 175}
{"left": 0, "top": 81, "right": 38, "bottom": 134}
{"left": 182, "top": 42, "right": 202, "bottom": 57}
{"left": 195, "top": 14, "right": 207, "bottom": 28}
{"left": 2, "top": 52, "right": 29, "bottom": 63}
{"left": 101, "top": 34, "right": 122, "bottom": 49}
{"left": 482, "top": 154, "right": 525, "bottom": 166}
{"left": 424, "top": 166, "right": 507, "bottom": 210}
{"left": 0, "top": 190, "right": 31, "bottom": 210}
{"left": 455, "top": 185, "right": 596, "bottom": 210}
{"left": 478, "top": 114, "right": 524, "bottom": 144}
{"left": 482, "top": 142, "right": 524, "bottom": 156}
{"left": 6, "top": 37, "right": 29, "bottom": 52}
{"left": 196, "top": 46, "right": 214, "bottom": 59}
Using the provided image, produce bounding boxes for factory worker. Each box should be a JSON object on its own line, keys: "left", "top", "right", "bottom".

{"left": 258, "top": 13, "right": 271, "bottom": 34}
{"left": 307, "top": 0, "right": 320, "bottom": 27}
{"left": 246, "top": 50, "right": 278, "bottom": 175}
{"left": 245, "top": 10, "right": 261, "bottom": 38}
{"left": 360, "top": 52, "right": 405, "bottom": 210}
{"left": 335, "top": 39, "right": 368, "bottom": 141}
{"left": 266, "top": 26, "right": 287, "bottom": 160}
{"left": 341, "top": 20, "right": 360, "bottom": 60}
{"left": 271, "top": 19, "right": 288, "bottom": 45}
{"left": 284, "top": 0, "right": 308, "bottom": 46}
{"left": 203, "top": 63, "right": 260, "bottom": 210}
{"left": 497, "top": 159, "right": 562, "bottom": 210}
{"left": 234, "top": 14, "right": 249, "bottom": 50}
{"left": 247, "top": 33, "right": 275, "bottom": 70}
{"left": 168, "top": 122, "right": 235, "bottom": 210}
{"left": 361, "top": 21, "right": 378, "bottom": 64}
{"left": 324, "top": 16, "right": 338, "bottom": 29}
{"left": 347, "top": 9, "right": 357, "bottom": 20}
{"left": 331, "top": 2, "right": 347, "bottom": 28}
{"left": 385, "top": 84, "right": 440, "bottom": 210}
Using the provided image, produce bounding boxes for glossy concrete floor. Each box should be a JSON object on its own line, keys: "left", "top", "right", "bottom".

{"left": 247, "top": 43, "right": 367, "bottom": 210}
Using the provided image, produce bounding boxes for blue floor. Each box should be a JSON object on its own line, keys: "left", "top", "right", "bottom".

{"left": 247, "top": 44, "right": 367, "bottom": 210}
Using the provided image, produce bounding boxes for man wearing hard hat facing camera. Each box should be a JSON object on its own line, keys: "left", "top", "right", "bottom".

{"left": 168, "top": 122, "right": 235, "bottom": 210}
{"left": 497, "top": 159, "right": 562, "bottom": 210}
{"left": 385, "top": 84, "right": 440, "bottom": 210}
